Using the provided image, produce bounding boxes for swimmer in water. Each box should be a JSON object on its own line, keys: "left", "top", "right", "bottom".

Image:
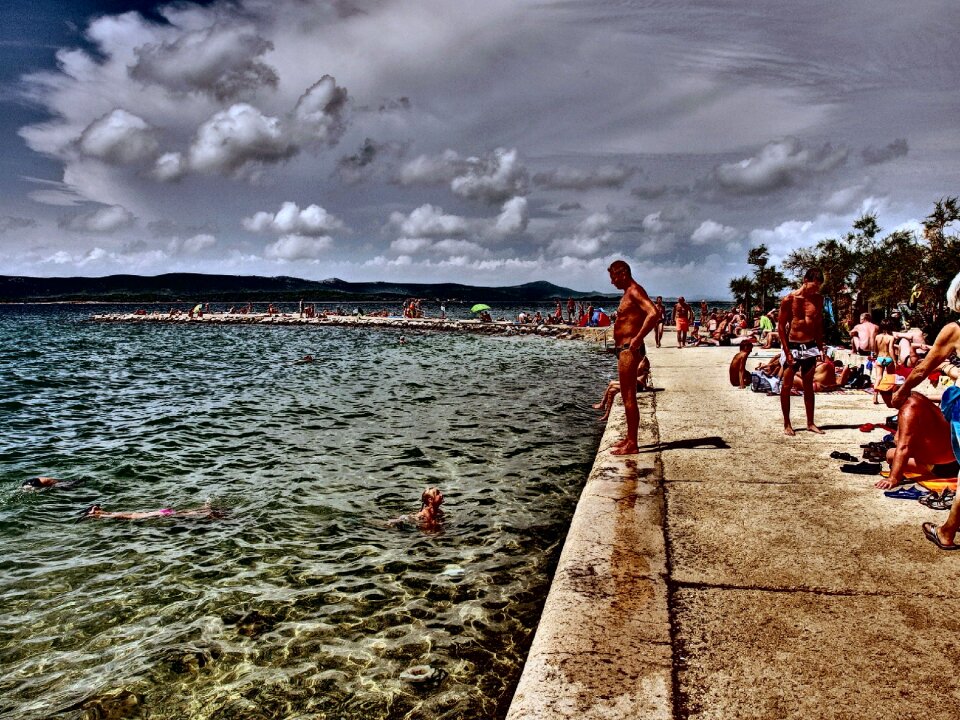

{"left": 294, "top": 354, "right": 314, "bottom": 364}
{"left": 388, "top": 487, "right": 445, "bottom": 531}
{"left": 21, "top": 477, "right": 79, "bottom": 491}
{"left": 83, "top": 500, "right": 225, "bottom": 520}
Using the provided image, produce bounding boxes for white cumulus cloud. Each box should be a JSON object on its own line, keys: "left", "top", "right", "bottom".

{"left": 264, "top": 234, "right": 333, "bottom": 260}
{"left": 188, "top": 103, "right": 295, "bottom": 177}
{"left": 494, "top": 196, "right": 529, "bottom": 236}
{"left": 77, "top": 109, "right": 159, "bottom": 164}
{"left": 712, "top": 137, "right": 848, "bottom": 194}
{"left": 451, "top": 147, "right": 528, "bottom": 204}
{"left": 243, "top": 201, "right": 345, "bottom": 236}
{"left": 389, "top": 204, "right": 468, "bottom": 238}
{"left": 63, "top": 204, "right": 135, "bottom": 234}
{"left": 691, "top": 220, "right": 738, "bottom": 245}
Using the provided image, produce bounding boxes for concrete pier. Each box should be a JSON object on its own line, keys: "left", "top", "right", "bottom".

{"left": 508, "top": 343, "right": 959, "bottom": 719}
{"left": 89, "top": 311, "right": 612, "bottom": 343}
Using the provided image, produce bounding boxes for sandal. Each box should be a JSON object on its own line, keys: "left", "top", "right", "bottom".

{"left": 883, "top": 486, "right": 928, "bottom": 500}
{"left": 922, "top": 522, "right": 960, "bottom": 550}
{"left": 830, "top": 451, "right": 859, "bottom": 462}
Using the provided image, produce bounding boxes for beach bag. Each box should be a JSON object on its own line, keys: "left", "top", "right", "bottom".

{"left": 751, "top": 373, "right": 773, "bottom": 393}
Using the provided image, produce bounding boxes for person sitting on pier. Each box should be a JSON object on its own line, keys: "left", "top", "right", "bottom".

{"left": 729, "top": 339, "right": 755, "bottom": 388}
{"left": 84, "top": 500, "right": 225, "bottom": 520}
{"left": 873, "top": 377, "right": 958, "bottom": 490}
{"left": 593, "top": 355, "right": 651, "bottom": 421}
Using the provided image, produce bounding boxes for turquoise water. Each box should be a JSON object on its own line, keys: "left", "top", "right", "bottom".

{"left": 0, "top": 306, "right": 609, "bottom": 719}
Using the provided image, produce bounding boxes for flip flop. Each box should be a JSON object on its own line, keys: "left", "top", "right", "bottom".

{"left": 830, "top": 451, "right": 859, "bottom": 462}
{"left": 922, "top": 522, "right": 960, "bottom": 550}
{"left": 883, "top": 486, "right": 928, "bottom": 500}
{"left": 840, "top": 462, "right": 882, "bottom": 475}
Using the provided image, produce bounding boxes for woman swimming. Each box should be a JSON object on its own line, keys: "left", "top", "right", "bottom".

{"left": 388, "top": 487, "right": 445, "bottom": 531}
{"left": 21, "top": 477, "right": 80, "bottom": 491}
{"left": 83, "top": 500, "right": 225, "bottom": 520}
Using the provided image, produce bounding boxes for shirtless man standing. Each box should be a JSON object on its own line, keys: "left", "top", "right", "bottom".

{"left": 653, "top": 296, "right": 666, "bottom": 348}
{"left": 777, "top": 268, "right": 826, "bottom": 436}
{"left": 849, "top": 313, "right": 879, "bottom": 355}
{"left": 608, "top": 260, "right": 659, "bottom": 455}
{"left": 673, "top": 297, "right": 692, "bottom": 348}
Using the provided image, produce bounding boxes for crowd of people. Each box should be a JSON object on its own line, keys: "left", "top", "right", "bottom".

{"left": 596, "top": 258, "right": 960, "bottom": 552}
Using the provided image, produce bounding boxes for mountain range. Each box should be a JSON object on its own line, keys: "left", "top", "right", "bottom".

{"left": 0, "top": 273, "right": 611, "bottom": 303}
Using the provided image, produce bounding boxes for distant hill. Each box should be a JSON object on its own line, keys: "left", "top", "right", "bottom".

{"left": 0, "top": 273, "right": 612, "bottom": 303}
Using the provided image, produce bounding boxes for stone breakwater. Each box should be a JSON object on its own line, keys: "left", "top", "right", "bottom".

{"left": 89, "top": 312, "right": 612, "bottom": 343}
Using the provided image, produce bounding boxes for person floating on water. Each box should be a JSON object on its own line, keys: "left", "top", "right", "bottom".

{"left": 389, "top": 487, "right": 445, "bottom": 531}
{"left": 607, "top": 260, "right": 659, "bottom": 455}
{"left": 21, "top": 476, "right": 79, "bottom": 491}
{"left": 84, "top": 500, "right": 225, "bottom": 520}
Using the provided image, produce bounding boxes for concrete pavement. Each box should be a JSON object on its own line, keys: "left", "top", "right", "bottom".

{"left": 509, "top": 341, "right": 960, "bottom": 719}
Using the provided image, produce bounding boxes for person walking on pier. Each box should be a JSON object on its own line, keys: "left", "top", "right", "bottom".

{"left": 673, "top": 297, "right": 692, "bottom": 348}
{"left": 777, "top": 268, "right": 826, "bottom": 436}
{"left": 608, "top": 260, "right": 659, "bottom": 455}
{"left": 653, "top": 296, "right": 666, "bottom": 348}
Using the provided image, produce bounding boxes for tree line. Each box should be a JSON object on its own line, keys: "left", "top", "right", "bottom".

{"left": 730, "top": 197, "right": 960, "bottom": 341}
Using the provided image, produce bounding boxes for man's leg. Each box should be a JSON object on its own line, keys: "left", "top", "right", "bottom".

{"left": 801, "top": 362, "right": 823, "bottom": 433}
{"left": 780, "top": 364, "right": 797, "bottom": 435}
{"left": 612, "top": 350, "right": 641, "bottom": 454}
{"left": 931, "top": 470, "right": 960, "bottom": 547}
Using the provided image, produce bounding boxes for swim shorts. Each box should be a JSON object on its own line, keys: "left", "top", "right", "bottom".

{"left": 931, "top": 461, "right": 960, "bottom": 478}
{"left": 616, "top": 342, "right": 646, "bottom": 357}
{"left": 677, "top": 318, "right": 690, "bottom": 332}
{"left": 781, "top": 341, "right": 820, "bottom": 373}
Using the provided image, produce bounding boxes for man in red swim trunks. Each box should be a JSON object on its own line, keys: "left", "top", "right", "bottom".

{"left": 673, "top": 297, "right": 692, "bottom": 348}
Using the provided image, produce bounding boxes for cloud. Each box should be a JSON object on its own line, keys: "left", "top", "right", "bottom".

{"left": 152, "top": 152, "right": 187, "bottom": 182}
{"left": 291, "top": 75, "right": 349, "bottom": 146}
{"left": 188, "top": 103, "right": 296, "bottom": 177}
{"left": 533, "top": 164, "right": 637, "bottom": 191}
{"left": 397, "top": 149, "right": 465, "bottom": 185}
{"left": 77, "top": 109, "right": 159, "bottom": 164}
{"left": 264, "top": 234, "right": 333, "bottom": 260}
{"left": 130, "top": 26, "right": 279, "bottom": 101}
{"left": 397, "top": 148, "right": 528, "bottom": 204}
{"left": 557, "top": 201, "right": 583, "bottom": 211}
{"left": 390, "top": 237, "right": 432, "bottom": 254}
{"left": 642, "top": 211, "right": 667, "bottom": 234}
{"left": 62, "top": 204, "right": 135, "bottom": 233}
{"left": 0, "top": 216, "right": 38, "bottom": 232}
{"left": 389, "top": 203, "right": 468, "bottom": 237}
{"left": 691, "top": 219, "right": 738, "bottom": 245}
{"left": 431, "top": 239, "right": 485, "bottom": 256}
{"left": 494, "top": 196, "right": 528, "bottom": 236}
{"left": 451, "top": 147, "right": 528, "bottom": 204}
{"left": 711, "top": 137, "right": 848, "bottom": 194}
{"left": 336, "top": 138, "right": 406, "bottom": 185}
{"left": 548, "top": 212, "right": 611, "bottom": 257}
{"left": 243, "top": 201, "right": 345, "bottom": 236}
{"left": 168, "top": 233, "right": 217, "bottom": 255}
{"left": 861, "top": 138, "right": 908, "bottom": 165}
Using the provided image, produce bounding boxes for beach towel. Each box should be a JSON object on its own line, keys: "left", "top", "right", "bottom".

{"left": 919, "top": 479, "right": 959, "bottom": 493}
{"left": 941, "top": 385, "right": 960, "bottom": 464}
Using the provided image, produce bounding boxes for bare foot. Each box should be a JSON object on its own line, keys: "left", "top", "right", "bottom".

{"left": 807, "top": 424, "right": 825, "bottom": 434}
{"left": 874, "top": 476, "right": 898, "bottom": 490}
{"left": 599, "top": 412, "right": 610, "bottom": 421}
{"left": 591, "top": 402, "right": 603, "bottom": 409}
{"left": 611, "top": 443, "right": 639, "bottom": 455}
{"left": 784, "top": 425, "right": 796, "bottom": 436}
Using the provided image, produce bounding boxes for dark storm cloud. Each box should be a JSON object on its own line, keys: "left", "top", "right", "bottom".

{"left": 0, "top": 216, "right": 37, "bottom": 232}
{"left": 533, "top": 164, "right": 637, "bottom": 191}
{"left": 708, "top": 138, "right": 848, "bottom": 195}
{"left": 336, "top": 138, "right": 407, "bottom": 185}
{"left": 130, "top": 26, "right": 279, "bottom": 101}
{"left": 861, "top": 138, "right": 909, "bottom": 165}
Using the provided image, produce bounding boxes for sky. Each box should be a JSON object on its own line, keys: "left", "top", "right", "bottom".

{"left": 0, "top": 0, "right": 957, "bottom": 295}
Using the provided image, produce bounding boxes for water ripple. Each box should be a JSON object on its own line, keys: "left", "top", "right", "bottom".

{"left": 0, "top": 305, "right": 610, "bottom": 720}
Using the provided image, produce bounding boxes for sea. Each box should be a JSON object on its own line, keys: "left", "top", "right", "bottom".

{"left": 0, "top": 303, "right": 611, "bottom": 720}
